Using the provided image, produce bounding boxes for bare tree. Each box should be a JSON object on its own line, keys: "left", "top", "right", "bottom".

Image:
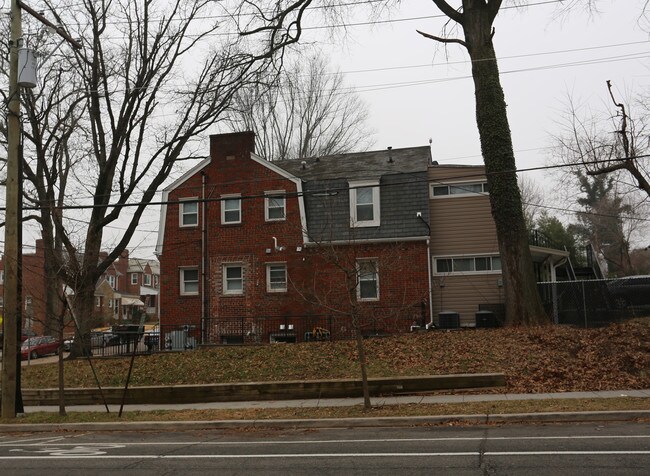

{"left": 1, "top": 1, "right": 299, "bottom": 356}
{"left": 579, "top": 81, "right": 650, "bottom": 198}
{"left": 549, "top": 84, "right": 649, "bottom": 275}
{"left": 519, "top": 175, "right": 546, "bottom": 230}
{"left": 290, "top": 221, "right": 426, "bottom": 410}
{"left": 229, "top": 53, "right": 374, "bottom": 161}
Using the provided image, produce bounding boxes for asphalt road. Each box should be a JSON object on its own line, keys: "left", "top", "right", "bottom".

{"left": 0, "top": 421, "right": 648, "bottom": 475}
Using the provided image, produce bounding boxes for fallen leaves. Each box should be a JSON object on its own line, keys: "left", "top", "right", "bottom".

{"left": 20, "top": 318, "right": 650, "bottom": 394}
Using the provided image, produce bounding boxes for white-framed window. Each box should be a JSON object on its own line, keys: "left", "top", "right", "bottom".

{"left": 349, "top": 181, "right": 380, "bottom": 227}
{"left": 223, "top": 264, "right": 244, "bottom": 295}
{"left": 180, "top": 268, "right": 199, "bottom": 295}
{"left": 431, "top": 181, "right": 489, "bottom": 198}
{"left": 114, "top": 299, "right": 119, "bottom": 317}
{"left": 265, "top": 191, "right": 286, "bottom": 221}
{"left": 434, "top": 255, "right": 502, "bottom": 275}
{"left": 144, "top": 274, "right": 152, "bottom": 286}
{"left": 108, "top": 298, "right": 113, "bottom": 308}
{"left": 0, "top": 270, "right": 4, "bottom": 284}
{"left": 154, "top": 275, "right": 159, "bottom": 287}
{"left": 179, "top": 199, "right": 199, "bottom": 227}
{"left": 266, "top": 263, "right": 287, "bottom": 292}
{"left": 221, "top": 194, "right": 241, "bottom": 224}
{"left": 357, "top": 259, "right": 379, "bottom": 301}
{"left": 107, "top": 275, "right": 116, "bottom": 289}
{"left": 131, "top": 273, "right": 138, "bottom": 285}
{"left": 95, "top": 297, "right": 101, "bottom": 307}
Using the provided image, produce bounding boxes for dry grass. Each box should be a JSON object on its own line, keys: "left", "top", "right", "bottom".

{"left": 5, "top": 397, "right": 648, "bottom": 425}
{"left": 20, "top": 318, "right": 650, "bottom": 394}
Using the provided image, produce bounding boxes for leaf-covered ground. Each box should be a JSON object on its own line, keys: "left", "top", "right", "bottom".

{"left": 21, "top": 319, "right": 650, "bottom": 394}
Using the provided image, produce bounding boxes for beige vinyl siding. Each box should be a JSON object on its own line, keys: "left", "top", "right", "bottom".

{"left": 429, "top": 165, "right": 504, "bottom": 324}
{"left": 430, "top": 197, "right": 498, "bottom": 255}
{"left": 429, "top": 166, "right": 498, "bottom": 255}
{"left": 430, "top": 165, "right": 486, "bottom": 182}
{"left": 431, "top": 274, "right": 503, "bottom": 326}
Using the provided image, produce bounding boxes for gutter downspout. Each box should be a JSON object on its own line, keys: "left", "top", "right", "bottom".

{"left": 426, "top": 238, "right": 434, "bottom": 329}
{"left": 417, "top": 214, "right": 434, "bottom": 329}
{"left": 201, "top": 172, "right": 207, "bottom": 345}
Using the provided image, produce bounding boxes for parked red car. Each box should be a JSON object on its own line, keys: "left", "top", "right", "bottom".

{"left": 20, "top": 336, "right": 60, "bottom": 360}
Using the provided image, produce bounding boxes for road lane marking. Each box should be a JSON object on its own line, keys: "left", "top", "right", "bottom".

{"left": 0, "top": 436, "right": 68, "bottom": 445}
{"left": 0, "top": 451, "right": 649, "bottom": 460}
{"left": 2, "top": 435, "right": 648, "bottom": 447}
{"left": 10, "top": 445, "right": 125, "bottom": 456}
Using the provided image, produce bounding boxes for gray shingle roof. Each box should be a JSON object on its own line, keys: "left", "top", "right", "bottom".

{"left": 274, "top": 146, "right": 431, "bottom": 180}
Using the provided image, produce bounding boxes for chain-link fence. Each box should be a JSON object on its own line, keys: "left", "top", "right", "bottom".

{"left": 538, "top": 278, "right": 650, "bottom": 327}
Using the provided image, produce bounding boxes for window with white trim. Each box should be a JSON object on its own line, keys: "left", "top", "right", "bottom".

{"left": 96, "top": 297, "right": 101, "bottom": 307}
{"left": 357, "top": 260, "right": 379, "bottom": 301}
{"left": 144, "top": 274, "right": 152, "bottom": 286}
{"left": 107, "top": 275, "right": 116, "bottom": 289}
{"left": 221, "top": 195, "right": 242, "bottom": 224}
{"left": 180, "top": 268, "right": 199, "bottom": 295}
{"left": 349, "top": 181, "right": 380, "bottom": 227}
{"left": 154, "top": 275, "right": 159, "bottom": 287}
{"left": 431, "top": 181, "right": 489, "bottom": 198}
{"left": 434, "top": 255, "right": 502, "bottom": 274}
{"left": 131, "top": 273, "right": 138, "bottom": 285}
{"left": 265, "top": 192, "right": 286, "bottom": 221}
{"left": 223, "top": 264, "right": 244, "bottom": 295}
{"left": 0, "top": 270, "right": 4, "bottom": 284}
{"left": 108, "top": 298, "right": 113, "bottom": 308}
{"left": 179, "top": 200, "right": 198, "bottom": 227}
{"left": 266, "top": 263, "right": 287, "bottom": 292}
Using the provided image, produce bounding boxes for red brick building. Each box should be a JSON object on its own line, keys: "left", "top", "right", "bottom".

{"left": 156, "top": 132, "right": 432, "bottom": 344}
{"left": 0, "top": 242, "right": 159, "bottom": 336}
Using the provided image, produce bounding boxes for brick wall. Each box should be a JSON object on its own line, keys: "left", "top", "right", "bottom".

{"left": 159, "top": 132, "right": 431, "bottom": 335}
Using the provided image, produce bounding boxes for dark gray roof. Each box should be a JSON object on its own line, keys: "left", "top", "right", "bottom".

{"left": 274, "top": 146, "right": 432, "bottom": 181}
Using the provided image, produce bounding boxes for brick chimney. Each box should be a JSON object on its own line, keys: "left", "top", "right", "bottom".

{"left": 210, "top": 131, "right": 256, "bottom": 163}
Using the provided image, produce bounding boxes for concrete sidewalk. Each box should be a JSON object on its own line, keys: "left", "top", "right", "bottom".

{"left": 23, "top": 388, "right": 650, "bottom": 413}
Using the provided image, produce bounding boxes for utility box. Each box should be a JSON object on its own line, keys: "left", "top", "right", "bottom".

{"left": 475, "top": 310, "right": 498, "bottom": 328}
{"left": 438, "top": 311, "right": 460, "bottom": 329}
{"left": 18, "top": 48, "right": 38, "bottom": 88}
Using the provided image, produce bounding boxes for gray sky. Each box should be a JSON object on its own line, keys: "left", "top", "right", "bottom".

{"left": 323, "top": 0, "right": 647, "bottom": 167}
{"left": 142, "top": 0, "right": 648, "bottom": 258}
{"left": 17, "top": 0, "right": 649, "bottom": 259}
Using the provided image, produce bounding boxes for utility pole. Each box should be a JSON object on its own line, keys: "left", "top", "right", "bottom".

{"left": 1, "top": 0, "right": 22, "bottom": 419}
{"left": 1, "top": 1, "right": 81, "bottom": 419}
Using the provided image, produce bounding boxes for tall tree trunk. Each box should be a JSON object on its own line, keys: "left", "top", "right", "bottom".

{"left": 462, "top": 6, "right": 548, "bottom": 325}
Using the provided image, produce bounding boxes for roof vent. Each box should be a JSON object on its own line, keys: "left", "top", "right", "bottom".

{"left": 301, "top": 160, "right": 307, "bottom": 170}
{"left": 387, "top": 146, "right": 393, "bottom": 163}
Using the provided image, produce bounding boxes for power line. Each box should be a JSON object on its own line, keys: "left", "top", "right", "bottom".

{"left": 4, "top": 155, "right": 649, "bottom": 213}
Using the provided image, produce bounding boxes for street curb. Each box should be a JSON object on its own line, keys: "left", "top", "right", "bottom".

{"left": 1, "top": 410, "right": 648, "bottom": 432}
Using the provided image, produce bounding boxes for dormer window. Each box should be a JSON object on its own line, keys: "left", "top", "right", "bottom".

{"left": 349, "top": 181, "right": 380, "bottom": 227}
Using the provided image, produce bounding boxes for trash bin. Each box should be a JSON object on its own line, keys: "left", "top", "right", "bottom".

{"left": 475, "top": 310, "right": 497, "bottom": 328}
{"left": 438, "top": 311, "right": 460, "bottom": 329}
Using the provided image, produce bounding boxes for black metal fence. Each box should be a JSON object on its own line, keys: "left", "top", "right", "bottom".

{"left": 537, "top": 278, "right": 650, "bottom": 327}
{"left": 201, "top": 312, "right": 422, "bottom": 346}
{"left": 80, "top": 280, "right": 649, "bottom": 356}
